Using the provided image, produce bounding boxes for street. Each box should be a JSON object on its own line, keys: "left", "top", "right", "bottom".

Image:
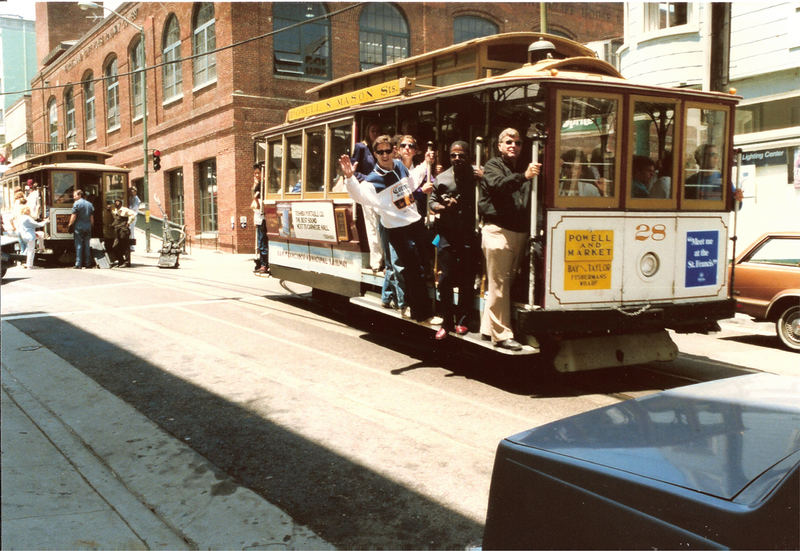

{"left": 1, "top": 251, "right": 797, "bottom": 549}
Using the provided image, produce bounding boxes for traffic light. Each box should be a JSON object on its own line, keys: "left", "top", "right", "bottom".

{"left": 152, "top": 149, "right": 161, "bottom": 172}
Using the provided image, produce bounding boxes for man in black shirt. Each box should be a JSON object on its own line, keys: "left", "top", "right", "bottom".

{"left": 478, "top": 128, "right": 540, "bottom": 351}
{"left": 430, "top": 141, "right": 482, "bottom": 340}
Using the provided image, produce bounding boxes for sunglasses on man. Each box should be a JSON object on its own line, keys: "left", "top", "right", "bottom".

{"left": 375, "top": 149, "right": 393, "bottom": 156}
{"left": 399, "top": 143, "right": 416, "bottom": 149}
{"left": 504, "top": 139, "right": 521, "bottom": 146}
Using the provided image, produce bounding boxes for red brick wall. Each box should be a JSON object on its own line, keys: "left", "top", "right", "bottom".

{"left": 30, "top": 2, "right": 622, "bottom": 253}
{"left": 35, "top": 2, "right": 99, "bottom": 69}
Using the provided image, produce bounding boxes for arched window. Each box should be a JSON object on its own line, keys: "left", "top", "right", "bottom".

{"left": 193, "top": 2, "right": 216, "bottom": 87}
{"left": 162, "top": 15, "right": 183, "bottom": 101}
{"left": 453, "top": 15, "right": 498, "bottom": 43}
{"left": 64, "top": 87, "right": 76, "bottom": 140}
{"left": 104, "top": 56, "right": 120, "bottom": 130}
{"left": 83, "top": 72, "right": 96, "bottom": 141}
{"left": 359, "top": 3, "right": 409, "bottom": 70}
{"left": 273, "top": 3, "right": 331, "bottom": 79}
{"left": 130, "top": 38, "right": 144, "bottom": 119}
{"left": 48, "top": 98, "right": 58, "bottom": 146}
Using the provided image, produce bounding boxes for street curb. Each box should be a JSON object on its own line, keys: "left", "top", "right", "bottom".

{"left": 2, "top": 376, "right": 189, "bottom": 550}
{"left": 1, "top": 322, "right": 334, "bottom": 550}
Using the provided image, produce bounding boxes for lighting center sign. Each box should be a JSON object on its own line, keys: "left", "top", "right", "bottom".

{"left": 564, "top": 229, "right": 614, "bottom": 290}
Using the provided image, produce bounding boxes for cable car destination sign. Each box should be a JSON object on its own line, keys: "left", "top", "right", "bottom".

{"left": 287, "top": 78, "right": 414, "bottom": 122}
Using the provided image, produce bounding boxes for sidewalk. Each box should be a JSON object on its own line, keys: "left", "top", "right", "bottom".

{"left": 1, "top": 322, "right": 333, "bottom": 550}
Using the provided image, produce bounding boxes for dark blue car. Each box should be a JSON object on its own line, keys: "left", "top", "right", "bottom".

{"left": 484, "top": 373, "right": 800, "bottom": 549}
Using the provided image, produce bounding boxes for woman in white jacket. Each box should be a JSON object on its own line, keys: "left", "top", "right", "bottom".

{"left": 17, "top": 206, "right": 48, "bottom": 269}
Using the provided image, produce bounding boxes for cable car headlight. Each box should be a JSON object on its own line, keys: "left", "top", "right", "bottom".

{"left": 639, "top": 252, "right": 660, "bottom": 278}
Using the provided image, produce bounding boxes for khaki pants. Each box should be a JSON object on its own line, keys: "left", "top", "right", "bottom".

{"left": 480, "top": 224, "right": 527, "bottom": 342}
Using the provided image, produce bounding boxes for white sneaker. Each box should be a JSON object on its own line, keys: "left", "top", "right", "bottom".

{"left": 422, "top": 316, "right": 444, "bottom": 326}
{"left": 401, "top": 307, "right": 411, "bottom": 318}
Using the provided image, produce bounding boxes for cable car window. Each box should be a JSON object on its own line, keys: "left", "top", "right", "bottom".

{"left": 287, "top": 135, "right": 302, "bottom": 194}
{"left": 683, "top": 106, "right": 727, "bottom": 202}
{"left": 304, "top": 128, "right": 325, "bottom": 192}
{"left": 267, "top": 139, "right": 283, "bottom": 195}
{"left": 104, "top": 173, "right": 126, "bottom": 203}
{"left": 329, "top": 124, "right": 352, "bottom": 192}
{"left": 53, "top": 172, "right": 76, "bottom": 206}
{"left": 558, "top": 95, "right": 619, "bottom": 198}
{"left": 631, "top": 99, "right": 677, "bottom": 200}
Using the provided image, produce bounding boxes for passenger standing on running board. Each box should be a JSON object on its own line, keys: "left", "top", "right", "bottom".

{"left": 478, "top": 128, "right": 541, "bottom": 351}
{"left": 339, "top": 137, "right": 442, "bottom": 326}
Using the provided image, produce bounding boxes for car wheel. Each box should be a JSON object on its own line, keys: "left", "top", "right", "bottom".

{"left": 776, "top": 304, "right": 800, "bottom": 352}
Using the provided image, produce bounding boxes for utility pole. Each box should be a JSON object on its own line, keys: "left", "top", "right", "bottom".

{"left": 540, "top": 2, "right": 548, "bottom": 34}
{"left": 709, "top": 3, "right": 731, "bottom": 92}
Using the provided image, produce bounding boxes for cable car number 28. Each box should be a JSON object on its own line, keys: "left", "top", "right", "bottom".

{"left": 635, "top": 224, "right": 667, "bottom": 241}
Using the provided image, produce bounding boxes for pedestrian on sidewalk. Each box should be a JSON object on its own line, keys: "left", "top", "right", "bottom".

{"left": 17, "top": 206, "right": 49, "bottom": 269}
{"left": 251, "top": 189, "right": 269, "bottom": 275}
{"left": 128, "top": 185, "right": 140, "bottom": 250}
{"left": 68, "top": 189, "right": 94, "bottom": 269}
{"left": 252, "top": 164, "right": 269, "bottom": 275}
{"left": 111, "top": 199, "right": 136, "bottom": 267}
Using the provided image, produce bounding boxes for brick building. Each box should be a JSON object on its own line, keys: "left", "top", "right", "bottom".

{"left": 30, "top": 2, "right": 622, "bottom": 253}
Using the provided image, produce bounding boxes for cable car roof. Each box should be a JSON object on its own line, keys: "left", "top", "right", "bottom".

{"left": 306, "top": 32, "right": 598, "bottom": 97}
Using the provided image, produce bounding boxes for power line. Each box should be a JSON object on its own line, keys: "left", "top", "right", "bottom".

{"left": 2, "top": 3, "right": 364, "bottom": 96}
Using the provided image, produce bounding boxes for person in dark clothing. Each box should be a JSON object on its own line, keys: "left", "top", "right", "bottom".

{"left": 68, "top": 189, "right": 94, "bottom": 269}
{"left": 111, "top": 199, "right": 135, "bottom": 267}
{"left": 478, "top": 128, "right": 541, "bottom": 351}
{"left": 430, "top": 141, "right": 482, "bottom": 340}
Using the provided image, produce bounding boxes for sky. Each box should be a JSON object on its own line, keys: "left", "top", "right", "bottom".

{"left": 0, "top": 0, "right": 124, "bottom": 21}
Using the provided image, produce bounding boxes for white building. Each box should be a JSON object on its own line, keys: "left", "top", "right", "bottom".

{"left": 619, "top": 2, "right": 800, "bottom": 247}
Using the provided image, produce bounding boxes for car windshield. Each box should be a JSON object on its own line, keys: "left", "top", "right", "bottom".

{"left": 747, "top": 237, "right": 800, "bottom": 267}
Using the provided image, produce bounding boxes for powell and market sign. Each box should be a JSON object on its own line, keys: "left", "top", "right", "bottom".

{"left": 741, "top": 148, "right": 787, "bottom": 167}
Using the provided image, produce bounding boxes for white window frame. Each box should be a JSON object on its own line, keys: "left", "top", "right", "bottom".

{"left": 48, "top": 98, "right": 58, "bottom": 145}
{"left": 162, "top": 16, "right": 183, "bottom": 103}
{"left": 131, "top": 40, "right": 144, "bottom": 120}
{"left": 84, "top": 77, "right": 96, "bottom": 142}
{"left": 65, "top": 88, "right": 76, "bottom": 139}
{"left": 643, "top": 2, "right": 691, "bottom": 33}
{"left": 192, "top": 4, "right": 217, "bottom": 89}
{"left": 105, "top": 58, "right": 120, "bottom": 132}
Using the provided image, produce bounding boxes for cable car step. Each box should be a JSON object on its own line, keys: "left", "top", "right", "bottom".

{"left": 349, "top": 294, "right": 539, "bottom": 356}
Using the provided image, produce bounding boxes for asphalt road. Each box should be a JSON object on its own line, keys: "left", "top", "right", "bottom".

{"left": 2, "top": 253, "right": 796, "bottom": 549}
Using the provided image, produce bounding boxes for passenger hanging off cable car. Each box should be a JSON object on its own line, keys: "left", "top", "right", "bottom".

{"left": 478, "top": 128, "right": 541, "bottom": 351}
{"left": 430, "top": 141, "right": 482, "bottom": 340}
{"left": 339, "top": 138, "right": 442, "bottom": 326}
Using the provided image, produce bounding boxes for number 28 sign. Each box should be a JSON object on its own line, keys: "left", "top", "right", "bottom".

{"left": 635, "top": 223, "right": 666, "bottom": 241}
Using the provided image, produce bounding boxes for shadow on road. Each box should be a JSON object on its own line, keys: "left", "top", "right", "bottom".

{"left": 719, "top": 333, "right": 785, "bottom": 351}
{"left": 272, "top": 294, "right": 750, "bottom": 399}
{"left": 9, "top": 316, "right": 483, "bottom": 550}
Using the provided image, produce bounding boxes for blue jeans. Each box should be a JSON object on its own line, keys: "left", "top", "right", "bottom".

{"left": 379, "top": 224, "right": 405, "bottom": 309}
{"left": 386, "top": 220, "right": 433, "bottom": 321}
{"left": 74, "top": 228, "right": 92, "bottom": 267}
{"left": 256, "top": 222, "right": 269, "bottom": 268}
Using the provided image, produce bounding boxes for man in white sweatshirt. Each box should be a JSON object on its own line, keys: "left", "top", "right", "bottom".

{"left": 339, "top": 135, "right": 441, "bottom": 325}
